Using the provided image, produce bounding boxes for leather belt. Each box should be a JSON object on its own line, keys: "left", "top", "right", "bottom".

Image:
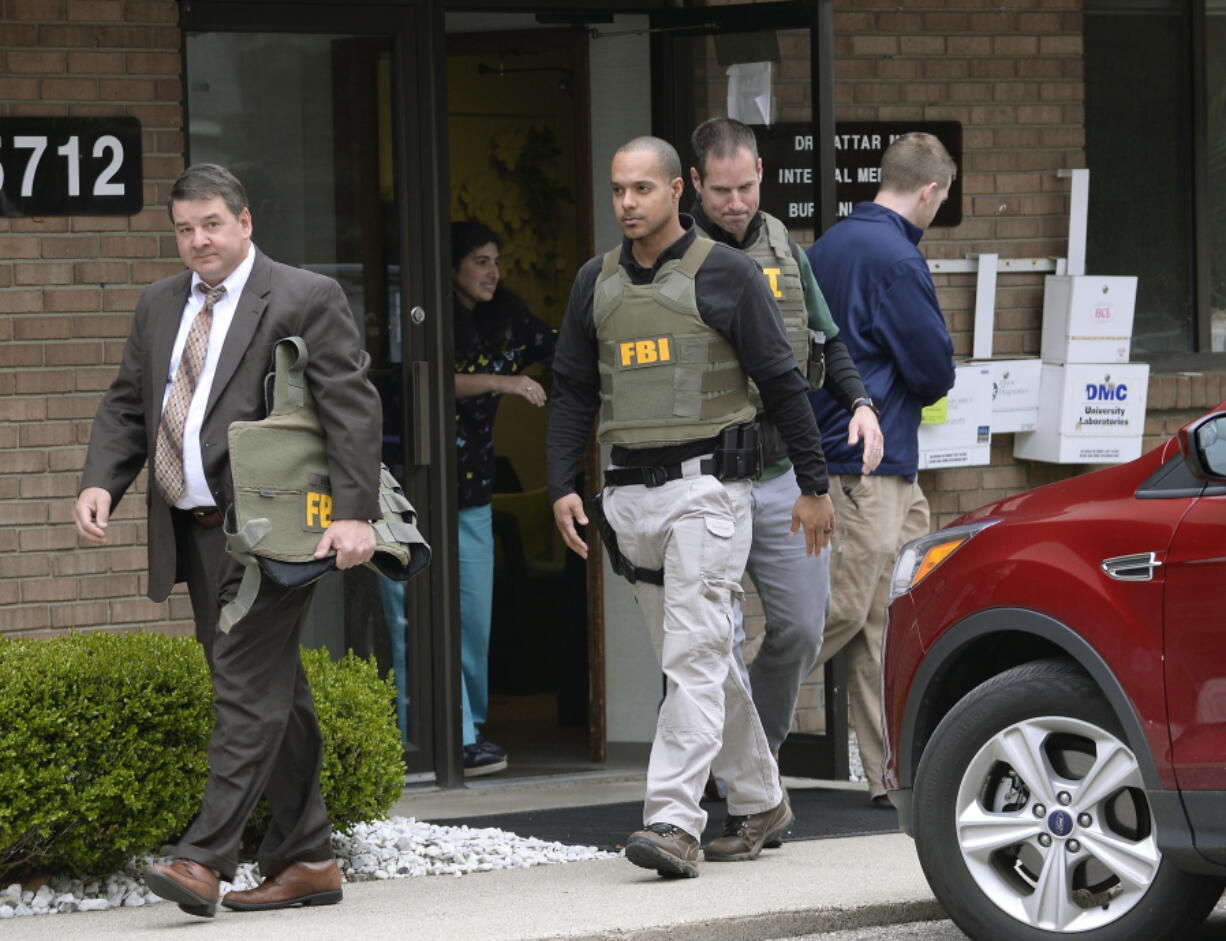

{"left": 185, "top": 506, "right": 223, "bottom": 529}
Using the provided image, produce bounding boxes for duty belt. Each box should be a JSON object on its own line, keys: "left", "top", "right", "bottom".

{"left": 603, "top": 456, "right": 719, "bottom": 489}
{"left": 601, "top": 421, "right": 763, "bottom": 488}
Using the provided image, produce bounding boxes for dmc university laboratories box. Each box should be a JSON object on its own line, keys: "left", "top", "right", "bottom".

{"left": 1013, "top": 363, "right": 1150, "bottom": 464}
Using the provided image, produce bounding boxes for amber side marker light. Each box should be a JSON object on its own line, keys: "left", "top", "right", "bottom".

{"left": 912, "top": 537, "right": 968, "bottom": 587}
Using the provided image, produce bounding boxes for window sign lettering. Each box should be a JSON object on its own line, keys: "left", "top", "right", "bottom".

{"left": 755, "top": 121, "right": 963, "bottom": 228}
{"left": 0, "top": 117, "right": 142, "bottom": 216}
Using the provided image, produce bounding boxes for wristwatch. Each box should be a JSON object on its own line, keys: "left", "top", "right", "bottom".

{"left": 851, "top": 396, "right": 879, "bottom": 417}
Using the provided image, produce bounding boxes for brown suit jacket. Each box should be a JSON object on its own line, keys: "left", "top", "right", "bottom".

{"left": 81, "top": 249, "right": 383, "bottom": 602}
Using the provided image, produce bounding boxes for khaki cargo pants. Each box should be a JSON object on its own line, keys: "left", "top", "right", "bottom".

{"left": 603, "top": 460, "right": 781, "bottom": 840}
{"left": 816, "top": 474, "right": 929, "bottom": 798}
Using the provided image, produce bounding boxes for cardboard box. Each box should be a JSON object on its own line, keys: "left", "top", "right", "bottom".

{"left": 1040, "top": 275, "right": 1137, "bottom": 364}
{"left": 974, "top": 358, "right": 1042, "bottom": 433}
{"left": 1012, "top": 362, "right": 1150, "bottom": 464}
{"left": 917, "top": 364, "right": 992, "bottom": 468}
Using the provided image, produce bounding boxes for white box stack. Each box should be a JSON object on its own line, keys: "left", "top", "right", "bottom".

{"left": 1017, "top": 273, "right": 1147, "bottom": 465}
{"left": 1040, "top": 275, "right": 1137, "bottom": 365}
{"left": 917, "top": 363, "right": 993, "bottom": 469}
{"left": 1013, "top": 363, "right": 1150, "bottom": 464}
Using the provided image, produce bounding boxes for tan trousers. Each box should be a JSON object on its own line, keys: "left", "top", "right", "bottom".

{"left": 603, "top": 465, "right": 780, "bottom": 840}
{"left": 816, "top": 474, "right": 930, "bottom": 798}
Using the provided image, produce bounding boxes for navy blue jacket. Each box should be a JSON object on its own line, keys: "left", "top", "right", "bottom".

{"left": 806, "top": 202, "right": 955, "bottom": 480}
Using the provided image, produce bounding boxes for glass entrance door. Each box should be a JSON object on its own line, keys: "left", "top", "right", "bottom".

{"left": 182, "top": 2, "right": 457, "bottom": 781}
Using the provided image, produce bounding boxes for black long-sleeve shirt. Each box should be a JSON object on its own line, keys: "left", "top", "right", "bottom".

{"left": 547, "top": 215, "right": 827, "bottom": 502}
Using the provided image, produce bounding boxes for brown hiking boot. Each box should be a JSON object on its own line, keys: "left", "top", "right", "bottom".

{"left": 702, "top": 796, "right": 794, "bottom": 862}
{"left": 624, "top": 822, "right": 700, "bottom": 878}
{"left": 764, "top": 787, "right": 792, "bottom": 849}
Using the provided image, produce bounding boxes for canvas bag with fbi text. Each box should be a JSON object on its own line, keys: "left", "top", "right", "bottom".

{"left": 220, "top": 336, "right": 430, "bottom": 632}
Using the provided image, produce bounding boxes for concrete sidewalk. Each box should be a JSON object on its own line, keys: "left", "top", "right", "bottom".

{"left": 0, "top": 775, "right": 942, "bottom": 940}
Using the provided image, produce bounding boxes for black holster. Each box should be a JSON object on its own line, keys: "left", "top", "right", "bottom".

{"left": 808, "top": 331, "right": 826, "bottom": 389}
{"left": 590, "top": 491, "right": 664, "bottom": 586}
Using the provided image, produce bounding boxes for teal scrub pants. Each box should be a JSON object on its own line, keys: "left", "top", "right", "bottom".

{"left": 458, "top": 503, "right": 494, "bottom": 746}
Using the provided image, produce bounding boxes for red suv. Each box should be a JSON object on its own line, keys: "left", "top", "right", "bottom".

{"left": 883, "top": 407, "right": 1226, "bottom": 940}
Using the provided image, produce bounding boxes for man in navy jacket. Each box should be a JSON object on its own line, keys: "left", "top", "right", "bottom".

{"left": 806, "top": 132, "right": 956, "bottom": 807}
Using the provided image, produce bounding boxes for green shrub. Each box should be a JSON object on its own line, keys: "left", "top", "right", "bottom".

{"left": 0, "top": 632, "right": 404, "bottom": 881}
{"left": 300, "top": 647, "right": 405, "bottom": 827}
{"left": 0, "top": 632, "right": 213, "bottom": 880}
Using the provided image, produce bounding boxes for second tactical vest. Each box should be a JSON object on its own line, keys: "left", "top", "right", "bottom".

{"left": 742, "top": 212, "right": 809, "bottom": 368}
{"left": 592, "top": 237, "right": 756, "bottom": 448}
{"left": 695, "top": 211, "right": 823, "bottom": 402}
{"left": 221, "top": 337, "right": 431, "bottom": 632}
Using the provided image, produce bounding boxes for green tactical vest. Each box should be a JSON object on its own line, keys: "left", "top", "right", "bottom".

{"left": 743, "top": 212, "right": 809, "bottom": 368}
{"left": 694, "top": 211, "right": 822, "bottom": 405}
{"left": 220, "top": 336, "right": 430, "bottom": 633}
{"left": 592, "top": 236, "right": 756, "bottom": 448}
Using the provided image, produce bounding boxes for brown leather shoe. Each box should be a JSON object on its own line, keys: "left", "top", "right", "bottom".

{"left": 624, "top": 823, "right": 700, "bottom": 878}
{"left": 703, "top": 796, "right": 795, "bottom": 862}
{"left": 143, "top": 858, "right": 220, "bottom": 918}
{"left": 221, "top": 859, "right": 342, "bottom": 911}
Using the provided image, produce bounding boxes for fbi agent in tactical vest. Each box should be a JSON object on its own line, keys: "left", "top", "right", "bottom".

{"left": 547, "top": 136, "right": 835, "bottom": 880}
{"left": 687, "top": 118, "right": 884, "bottom": 778}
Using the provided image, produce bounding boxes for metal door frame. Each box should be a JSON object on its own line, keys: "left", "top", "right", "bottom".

{"left": 178, "top": 0, "right": 462, "bottom": 785}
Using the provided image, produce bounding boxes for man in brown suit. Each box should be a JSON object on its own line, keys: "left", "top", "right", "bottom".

{"left": 73, "top": 164, "right": 382, "bottom": 917}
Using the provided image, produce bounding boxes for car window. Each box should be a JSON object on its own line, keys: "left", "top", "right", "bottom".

{"left": 1136, "top": 454, "right": 1226, "bottom": 499}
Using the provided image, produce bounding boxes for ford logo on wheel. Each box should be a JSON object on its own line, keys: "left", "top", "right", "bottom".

{"left": 1048, "top": 810, "right": 1074, "bottom": 837}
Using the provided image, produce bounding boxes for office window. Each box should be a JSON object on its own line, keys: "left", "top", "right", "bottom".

{"left": 1208, "top": 2, "right": 1226, "bottom": 349}
{"left": 1085, "top": 0, "right": 1195, "bottom": 354}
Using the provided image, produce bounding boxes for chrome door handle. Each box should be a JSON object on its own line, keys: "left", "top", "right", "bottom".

{"left": 1101, "top": 552, "right": 1162, "bottom": 582}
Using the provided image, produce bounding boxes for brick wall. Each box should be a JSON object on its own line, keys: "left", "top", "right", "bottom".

{"left": 0, "top": 0, "right": 191, "bottom": 636}
{"left": 828, "top": 0, "right": 1086, "bottom": 529}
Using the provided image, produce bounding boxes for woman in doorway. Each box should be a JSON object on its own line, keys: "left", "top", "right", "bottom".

{"left": 452, "top": 220, "right": 557, "bottom": 776}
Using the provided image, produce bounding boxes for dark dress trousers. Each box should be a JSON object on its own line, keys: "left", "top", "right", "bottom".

{"left": 80, "top": 250, "right": 382, "bottom": 879}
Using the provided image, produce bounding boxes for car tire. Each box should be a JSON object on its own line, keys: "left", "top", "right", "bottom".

{"left": 913, "top": 658, "right": 1224, "bottom": 940}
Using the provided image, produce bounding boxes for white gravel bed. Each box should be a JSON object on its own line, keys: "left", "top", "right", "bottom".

{"left": 848, "top": 729, "right": 866, "bottom": 783}
{"left": 0, "top": 816, "right": 615, "bottom": 918}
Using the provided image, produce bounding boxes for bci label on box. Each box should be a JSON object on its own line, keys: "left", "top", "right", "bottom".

{"left": 1041, "top": 275, "right": 1138, "bottom": 364}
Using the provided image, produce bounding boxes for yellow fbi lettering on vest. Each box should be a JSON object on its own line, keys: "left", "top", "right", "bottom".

{"left": 304, "top": 491, "right": 333, "bottom": 531}
{"left": 761, "top": 268, "right": 784, "bottom": 299}
{"left": 617, "top": 335, "right": 674, "bottom": 369}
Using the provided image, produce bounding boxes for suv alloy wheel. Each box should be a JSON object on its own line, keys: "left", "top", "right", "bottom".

{"left": 912, "top": 659, "right": 1224, "bottom": 940}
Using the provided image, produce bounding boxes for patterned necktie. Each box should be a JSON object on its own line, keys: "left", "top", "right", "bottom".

{"left": 154, "top": 283, "right": 226, "bottom": 504}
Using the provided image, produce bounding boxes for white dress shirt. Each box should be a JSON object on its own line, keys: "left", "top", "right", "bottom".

{"left": 162, "top": 245, "right": 257, "bottom": 510}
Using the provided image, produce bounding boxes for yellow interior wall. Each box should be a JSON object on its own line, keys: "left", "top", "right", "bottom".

{"left": 447, "top": 39, "right": 580, "bottom": 493}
